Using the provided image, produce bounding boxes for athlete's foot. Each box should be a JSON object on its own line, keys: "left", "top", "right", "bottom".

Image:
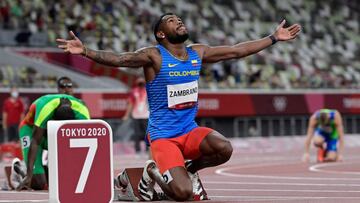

{"left": 185, "top": 160, "right": 209, "bottom": 200}
{"left": 138, "top": 160, "right": 156, "bottom": 201}
{"left": 9, "top": 158, "right": 26, "bottom": 189}
{"left": 114, "top": 170, "right": 128, "bottom": 192}
{"left": 317, "top": 148, "right": 326, "bottom": 163}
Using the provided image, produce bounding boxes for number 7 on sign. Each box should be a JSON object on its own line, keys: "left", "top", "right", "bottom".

{"left": 70, "top": 138, "right": 98, "bottom": 193}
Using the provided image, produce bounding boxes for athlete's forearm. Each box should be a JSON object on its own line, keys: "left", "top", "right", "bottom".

{"left": 26, "top": 140, "right": 38, "bottom": 177}
{"left": 83, "top": 48, "right": 128, "bottom": 67}
{"left": 335, "top": 113, "right": 345, "bottom": 156}
{"left": 338, "top": 133, "right": 345, "bottom": 155}
{"left": 202, "top": 36, "right": 275, "bottom": 63}
{"left": 339, "top": 140, "right": 344, "bottom": 155}
{"left": 82, "top": 47, "right": 148, "bottom": 68}
{"left": 304, "top": 128, "right": 314, "bottom": 153}
{"left": 232, "top": 36, "right": 274, "bottom": 58}
{"left": 304, "top": 136, "right": 311, "bottom": 153}
{"left": 27, "top": 127, "right": 44, "bottom": 177}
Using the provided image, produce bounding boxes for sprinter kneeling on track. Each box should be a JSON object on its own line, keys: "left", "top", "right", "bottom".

{"left": 303, "top": 109, "right": 344, "bottom": 163}
{"left": 13, "top": 94, "right": 90, "bottom": 190}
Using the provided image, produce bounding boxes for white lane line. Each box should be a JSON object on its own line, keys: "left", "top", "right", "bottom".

{"left": 212, "top": 198, "right": 320, "bottom": 202}
{"left": 216, "top": 169, "right": 360, "bottom": 180}
{"left": 217, "top": 160, "right": 302, "bottom": 170}
{"left": 210, "top": 195, "right": 360, "bottom": 200}
{"left": 203, "top": 181, "right": 360, "bottom": 187}
{"left": 309, "top": 162, "right": 360, "bottom": 175}
{"left": 0, "top": 201, "right": 47, "bottom": 203}
{"left": 216, "top": 161, "right": 360, "bottom": 181}
{"left": 0, "top": 191, "right": 47, "bottom": 195}
{"left": 207, "top": 188, "right": 360, "bottom": 192}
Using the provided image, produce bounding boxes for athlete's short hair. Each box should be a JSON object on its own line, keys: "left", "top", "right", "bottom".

{"left": 53, "top": 98, "right": 75, "bottom": 120}
{"left": 153, "top": 13, "right": 174, "bottom": 42}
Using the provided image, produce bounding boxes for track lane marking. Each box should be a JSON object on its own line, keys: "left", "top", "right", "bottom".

{"left": 309, "top": 162, "right": 360, "bottom": 175}
{"left": 201, "top": 181, "right": 360, "bottom": 187}
{"left": 203, "top": 181, "right": 360, "bottom": 186}
{"left": 210, "top": 195, "right": 360, "bottom": 199}
{"left": 216, "top": 160, "right": 360, "bottom": 181}
{"left": 207, "top": 188, "right": 360, "bottom": 192}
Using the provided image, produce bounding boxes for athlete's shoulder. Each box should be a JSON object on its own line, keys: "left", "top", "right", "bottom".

{"left": 311, "top": 110, "right": 321, "bottom": 120}
{"left": 330, "top": 109, "right": 338, "bottom": 113}
{"left": 33, "top": 94, "right": 57, "bottom": 104}
{"left": 136, "top": 46, "right": 160, "bottom": 56}
{"left": 188, "top": 43, "right": 208, "bottom": 50}
{"left": 187, "top": 44, "right": 208, "bottom": 59}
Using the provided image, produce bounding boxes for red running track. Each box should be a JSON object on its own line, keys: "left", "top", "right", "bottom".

{"left": 1, "top": 135, "right": 360, "bottom": 203}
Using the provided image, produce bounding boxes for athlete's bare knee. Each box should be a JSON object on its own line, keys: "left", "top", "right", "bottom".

{"left": 325, "top": 156, "right": 337, "bottom": 162}
{"left": 325, "top": 152, "right": 337, "bottom": 162}
{"left": 219, "top": 140, "right": 233, "bottom": 162}
{"left": 171, "top": 184, "right": 192, "bottom": 201}
{"left": 313, "top": 141, "right": 323, "bottom": 148}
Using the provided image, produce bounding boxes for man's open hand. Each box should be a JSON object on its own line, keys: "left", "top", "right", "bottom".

{"left": 56, "top": 31, "right": 85, "bottom": 54}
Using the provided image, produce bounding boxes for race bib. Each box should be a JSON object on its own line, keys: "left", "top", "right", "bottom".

{"left": 167, "top": 81, "right": 198, "bottom": 109}
{"left": 22, "top": 136, "right": 31, "bottom": 148}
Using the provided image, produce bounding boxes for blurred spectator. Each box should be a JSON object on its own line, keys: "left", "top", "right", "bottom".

{"left": 0, "top": 64, "right": 57, "bottom": 88}
{"left": 0, "top": 0, "right": 10, "bottom": 29}
{"left": 2, "top": 85, "right": 25, "bottom": 143}
{"left": 122, "top": 77, "right": 149, "bottom": 156}
{"left": 248, "top": 125, "right": 260, "bottom": 137}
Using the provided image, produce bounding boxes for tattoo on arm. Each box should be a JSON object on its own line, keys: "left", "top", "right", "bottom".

{"left": 87, "top": 48, "right": 151, "bottom": 68}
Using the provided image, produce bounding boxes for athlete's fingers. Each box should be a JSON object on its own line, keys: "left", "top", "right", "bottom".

{"left": 291, "top": 33, "right": 300, "bottom": 39}
{"left": 58, "top": 45, "right": 67, "bottom": 49}
{"left": 287, "top": 24, "right": 298, "bottom": 31}
{"left": 302, "top": 153, "right": 310, "bottom": 162}
{"left": 69, "top": 31, "right": 77, "bottom": 40}
{"left": 290, "top": 28, "right": 300, "bottom": 36}
{"left": 16, "top": 183, "right": 25, "bottom": 191}
{"left": 291, "top": 26, "right": 301, "bottom": 34}
{"left": 17, "top": 183, "right": 31, "bottom": 191}
{"left": 277, "top": 19, "right": 286, "bottom": 29}
{"left": 287, "top": 26, "right": 300, "bottom": 37}
{"left": 56, "top": 38, "right": 67, "bottom": 44}
{"left": 288, "top": 24, "right": 301, "bottom": 33}
{"left": 24, "top": 185, "right": 33, "bottom": 191}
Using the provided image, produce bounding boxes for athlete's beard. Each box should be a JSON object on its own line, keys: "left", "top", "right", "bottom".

{"left": 167, "top": 33, "right": 189, "bottom": 44}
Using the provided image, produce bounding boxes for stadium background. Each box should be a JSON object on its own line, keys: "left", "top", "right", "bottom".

{"left": 0, "top": 0, "right": 360, "bottom": 145}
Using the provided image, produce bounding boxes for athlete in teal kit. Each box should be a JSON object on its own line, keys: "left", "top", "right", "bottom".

{"left": 57, "top": 13, "right": 301, "bottom": 201}
{"left": 303, "top": 109, "right": 344, "bottom": 163}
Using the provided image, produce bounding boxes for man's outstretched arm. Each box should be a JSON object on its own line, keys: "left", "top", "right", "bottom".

{"left": 56, "top": 31, "right": 154, "bottom": 68}
{"left": 196, "top": 20, "right": 301, "bottom": 63}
